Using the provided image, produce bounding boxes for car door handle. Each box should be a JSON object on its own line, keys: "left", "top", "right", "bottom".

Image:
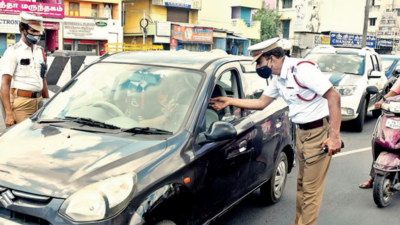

{"left": 239, "top": 140, "right": 247, "bottom": 153}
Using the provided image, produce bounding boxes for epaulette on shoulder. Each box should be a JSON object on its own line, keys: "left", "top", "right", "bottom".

{"left": 12, "top": 43, "right": 22, "bottom": 49}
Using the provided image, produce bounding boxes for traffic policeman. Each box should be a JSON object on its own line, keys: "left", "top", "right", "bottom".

{"left": 0, "top": 12, "right": 49, "bottom": 127}
{"left": 210, "top": 37, "right": 342, "bottom": 225}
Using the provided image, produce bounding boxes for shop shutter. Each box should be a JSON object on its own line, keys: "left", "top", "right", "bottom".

{"left": 0, "top": 34, "right": 6, "bottom": 56}
{"left": 167, "top": 7, "right": 189, "bottom": 23}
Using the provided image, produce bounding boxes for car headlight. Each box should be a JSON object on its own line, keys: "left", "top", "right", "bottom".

{"left": 334, "top": 85, "right": 357, "bottom": 96}
{"left": 59, "top": 172, "right": 137, "bottom": 222}
{"left": 386, "top": 102, "right": 400, "bottom": 113}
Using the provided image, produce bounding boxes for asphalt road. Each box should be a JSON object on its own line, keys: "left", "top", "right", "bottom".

{"left": 215, "top": 114, "right": 400, "bottom": 225}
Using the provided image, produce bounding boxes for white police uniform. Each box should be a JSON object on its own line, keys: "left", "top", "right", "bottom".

{"left": 1, "top": 41, "right": 44, "bottom": 92}
{"left": 249, "top": 37, "right": 336, "bottom": 225}
{"left": 262, "top": 57, "right": 332, "bottom": 124}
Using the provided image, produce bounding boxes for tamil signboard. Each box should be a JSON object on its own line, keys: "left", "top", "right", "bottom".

{"left": 63, "top": 18, "right": 108, "bottom": 40}
{"left": 172, "top": 25, "right": 213, "bottom": 43}
{"left": 152, "top": 0, "right": 201, "bottom": 9}
{"left": 330, "top": 32, "right": 377, "bottom": 48}
{"left": 0, "top": 0, "right": 64, "bottom": 18}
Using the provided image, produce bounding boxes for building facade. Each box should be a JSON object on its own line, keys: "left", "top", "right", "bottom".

{"left": 63, "top": 0, "right": 123, "bottom": 55}
{"left": 0, "top": 0, "right": 64, "bottom": 56}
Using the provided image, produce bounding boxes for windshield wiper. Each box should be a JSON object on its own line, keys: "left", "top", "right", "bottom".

{"left": 38, "top": 119, "right": 69, "bottom": 124}
{"left": 121, "top": 127, "right": 173, "bottom": 135}
{"left": 64, "top": 116, "right": 121, "bottom": 130}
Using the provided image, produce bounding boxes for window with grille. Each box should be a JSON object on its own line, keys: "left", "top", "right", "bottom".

{"left": 283, "top": 0, "right": 293, "bottom": 9}
{"left": 369, "top": 18, "right": 376, "bottom": 26}
{"left": 282, "top": 20, "right": 290, "bottom": 39}
{"left": 91, "top": 4, "right": 99, "bottom": 17}
{"left": 69, "top": 3, "right": 79, "bottom": 16}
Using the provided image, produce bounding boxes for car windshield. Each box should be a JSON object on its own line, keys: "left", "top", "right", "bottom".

{"left": 39, "top": 63, "right": 203, "bottom": 133}
{"left": 381, "top": 58, "right": 397, "bottom": 73}
{"left": 305, "top": 53, "right": 365, "bottom": 75}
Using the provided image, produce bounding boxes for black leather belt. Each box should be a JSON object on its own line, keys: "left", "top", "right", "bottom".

{"left": 297, "top": 117, "right": 329, "bottom": 130}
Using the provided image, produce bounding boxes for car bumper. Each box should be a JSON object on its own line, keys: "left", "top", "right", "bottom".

{"left": 0, "top": 198, "right": 145, "bottom": 225}
{"left": 340, "top": 96, "right": 359, "bottom": 121}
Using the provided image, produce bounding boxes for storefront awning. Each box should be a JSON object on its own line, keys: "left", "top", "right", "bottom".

{"left": 227, "top": 35, "right": 248, "bottom": 41}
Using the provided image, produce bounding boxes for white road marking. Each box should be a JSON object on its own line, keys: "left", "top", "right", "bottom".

{"left": 333, "top": 147, "right": 372, "bottom": 158}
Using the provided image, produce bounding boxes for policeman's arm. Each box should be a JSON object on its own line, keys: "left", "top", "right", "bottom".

{"left": 1, "top": 75, "right": 13, "bottom": 116}
{"left": 322, "top": 87, "right": 342, "bottom": 154}
{"left": 41, "top": 78, "right": 49, "bottom": 98}
{"left": 209, "top": 95, "right": 274, "bottom": 111}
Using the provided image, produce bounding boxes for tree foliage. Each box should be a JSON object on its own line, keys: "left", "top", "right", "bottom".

{"left": 252, "top": 6, "right": 281, "bottom": 44}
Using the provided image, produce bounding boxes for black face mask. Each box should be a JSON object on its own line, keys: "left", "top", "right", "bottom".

{"left": 256, "top": 66, "right": 272, "bottom": 79}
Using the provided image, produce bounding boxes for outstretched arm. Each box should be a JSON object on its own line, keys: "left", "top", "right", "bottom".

{"left": 209, "top": 95, "right": 275, "bottom": 111}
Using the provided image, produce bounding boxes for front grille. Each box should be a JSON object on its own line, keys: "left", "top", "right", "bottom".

{"left": 0, "top": 186, "right": 52, "bottom": 225}
{"left": 0, "top": 208, "right": 51, "bottom": 225}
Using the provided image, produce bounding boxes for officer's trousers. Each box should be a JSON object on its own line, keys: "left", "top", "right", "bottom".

{"left": 294, "top": 118, "right": 331, "bottom": 225}
{"left": 10, "top": 91, "right": 41, "bottom": 123}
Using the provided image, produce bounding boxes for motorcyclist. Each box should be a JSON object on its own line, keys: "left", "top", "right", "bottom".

{"left": 359, "top": 78, "right": 400, "bottom": 188}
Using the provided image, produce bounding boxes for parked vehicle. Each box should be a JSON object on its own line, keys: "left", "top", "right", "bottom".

{"left": 305, "top": 45, "right": 389, "bottom": 132}
{"left": 380, "top": 55, "right": 400, "bottom": 88}
{"left": 367, "top": 86, "right": 400, "bottom": 208}
{"left": 0, "top": 51, "right": 294, "bottom": 225}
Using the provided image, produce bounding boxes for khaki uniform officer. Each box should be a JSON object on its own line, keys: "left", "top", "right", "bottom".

{"left": 210, "top": 37, "right": 342, "bottom": 225}
{"left": 1, "top": 12, "right": 49, "bottom": 127}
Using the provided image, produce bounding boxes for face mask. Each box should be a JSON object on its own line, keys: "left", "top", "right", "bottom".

{"left": 256, "top": 66, "right": 272, "bottom": 79}
{"left": 24, "top": 31, "right": 41, "bottom": 45}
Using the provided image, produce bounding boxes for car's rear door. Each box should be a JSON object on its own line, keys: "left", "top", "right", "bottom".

{"left": 192, "top": 62, "right": 255, "bottom": 223}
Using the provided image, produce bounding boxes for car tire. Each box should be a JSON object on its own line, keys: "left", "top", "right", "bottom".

{"left": 352, "top": 98, "right": 366, "bottom": 132}
{"left": 155, "top": 220, "right": 177, "bottom": 225}
{"left": 260, "top": 151, "right": 288, "bottom": 205}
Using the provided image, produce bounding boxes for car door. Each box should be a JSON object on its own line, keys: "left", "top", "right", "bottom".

{"left": 239, "top": 60, "right": 289, "bottom": 189}
{"left": 192, "top": 62, "right": 256, "bottom": 223}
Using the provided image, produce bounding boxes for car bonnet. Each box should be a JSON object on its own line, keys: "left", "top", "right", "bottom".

{"left": 0, "top": 120, "right": 167, "bottom": 198}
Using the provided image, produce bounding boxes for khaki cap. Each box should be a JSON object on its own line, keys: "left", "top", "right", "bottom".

{"left": 20, "top": 12, "right": 44, "bottom": 32}
{"left": 248, "top": 37, "right": 280, "bottom": 64}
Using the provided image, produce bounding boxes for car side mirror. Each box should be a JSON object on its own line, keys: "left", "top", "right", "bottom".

{"left": 368, "top": 71, "right": 381, "bottom": 79}
{"left": 395, "top": 69, "right": 400, "bottom": 75}
{"left": 366, "top": 86, "right": 379, "bottom": 94}
{"left": 253, "top": 89, "right": 263, "bottom": 99}
{"left": 198, "top": 121, "right": 237, "bottom": 145}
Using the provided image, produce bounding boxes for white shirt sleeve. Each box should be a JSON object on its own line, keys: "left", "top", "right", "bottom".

{"left": 296, "top": 63, "right": 332, "bottom": 96}
{"left": 262, "top": 76, "right": 280, "bottom": 99}
{"left": 1, "top": 48, "right": 17, "bottom": 77}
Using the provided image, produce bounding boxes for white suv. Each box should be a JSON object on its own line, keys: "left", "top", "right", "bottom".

{"left": 305, "top": 45, "right": 388, "bottom": 132}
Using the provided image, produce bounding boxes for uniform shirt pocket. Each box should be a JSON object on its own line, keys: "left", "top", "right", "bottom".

{"left": 15, "top": 64, "right": 31, "bottom": 77}
{"left": 284, "top": 87, "right": 301, "bottom": 105}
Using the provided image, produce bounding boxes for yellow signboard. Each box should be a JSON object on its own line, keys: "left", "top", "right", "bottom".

{"left": 6, "top": 33, "right": 16, "bottom": 48}
{"left": 321, "top": 36, "right": 330, "bottom": 45}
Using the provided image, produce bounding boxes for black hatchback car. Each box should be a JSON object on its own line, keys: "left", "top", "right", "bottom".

{"left": 0, "top": 51, "right": 294, "bottom": 225}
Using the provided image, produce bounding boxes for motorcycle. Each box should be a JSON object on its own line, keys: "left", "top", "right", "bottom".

{"left": 368, "top": 86, "right": 400, "bottom": 207}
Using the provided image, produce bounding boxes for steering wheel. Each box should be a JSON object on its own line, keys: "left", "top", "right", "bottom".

{"left": 92, "top": 101, "right": 125, "bottom": 117}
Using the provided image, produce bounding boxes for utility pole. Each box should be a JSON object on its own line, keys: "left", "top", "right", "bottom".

{"left": 362, "top": 0, "right": 371, "bottom": 47}
{"left": 143, "top": 10, "right": 146, "bottom": 45}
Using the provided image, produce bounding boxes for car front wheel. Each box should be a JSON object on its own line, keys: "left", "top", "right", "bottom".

{"left": 351, "top": 98, "right": 366, "bottom": 132}
{"left": 260, "top": 151, "right": 288, "bottom": 205}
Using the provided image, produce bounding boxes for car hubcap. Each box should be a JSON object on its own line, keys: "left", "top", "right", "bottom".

{"left": 274, "top": 160, "right": 286, "bottom": 198}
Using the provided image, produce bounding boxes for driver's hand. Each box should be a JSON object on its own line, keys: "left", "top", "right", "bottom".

{"left": 209, "top": 97, "right": 231, "bottom": 111}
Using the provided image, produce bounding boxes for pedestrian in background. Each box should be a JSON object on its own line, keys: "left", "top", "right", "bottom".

{"left": 210, "top": 37, "right": 342, "bottom": 225}
{"left": 0, "top": 12, "right": 49, "bottom": 127}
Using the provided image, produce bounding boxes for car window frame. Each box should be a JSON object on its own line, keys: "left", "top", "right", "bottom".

{"left": 373, "top": 54, "right": 381, "bottom": 71}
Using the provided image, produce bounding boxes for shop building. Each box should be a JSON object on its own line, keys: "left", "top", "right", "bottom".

{"left": 0, "top": 0, "right": 64, "bottom": 56}
{"left": 63, "top": 0, "right": 123, "bottom": 55}
{"left": 170, "top": 24, "right": 213, "bottom": 51}
{"left": 123, "top": 0, "right": 201, "bottom": 48}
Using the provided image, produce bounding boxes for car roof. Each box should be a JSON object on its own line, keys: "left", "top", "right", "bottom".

{"left": 309, "top": 45, "right": 376, "bottom": 56}
{"left": 380, "top": 54, "right": 400, "bottom": 59}
{"left": 101, "top": 51, "right": 246, "bottom": 71}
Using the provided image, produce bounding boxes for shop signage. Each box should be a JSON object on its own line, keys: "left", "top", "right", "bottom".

{"left": 156, "top": 21, "right": 171, "bottom": 37}
{"left": 43, "top": 22, "right": 59, "bottom": 30}
{"left": 152, "top": 0, "right": 201, "bottom": 10}
{"left": 377, "top": 39, "right": 399, "bottom": 47}
{"left": 213, "top": 31, "right": 227, "bottom": 39}
{"left": 314, "top": 35, "right": 330, "bottom": 46}
{"left": 7, "top": 33, "right": 16, "bottom": 48}
{"left": 172, "top": 25, "right": 213, "bottom": 43}
{"left": 64, "top": 18, "right": 109, "bottom": 40}
{"left": 0, "top": 0, "right": 64, "bottom": 18}
{"left": 96, "top": 21, "right": 108, "bottom": 27}
{"left": 0, "top": 14, "right": 20, "bottom": 33}
{"left": 330, "top": 32, "right": 376, "bottom": 48}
